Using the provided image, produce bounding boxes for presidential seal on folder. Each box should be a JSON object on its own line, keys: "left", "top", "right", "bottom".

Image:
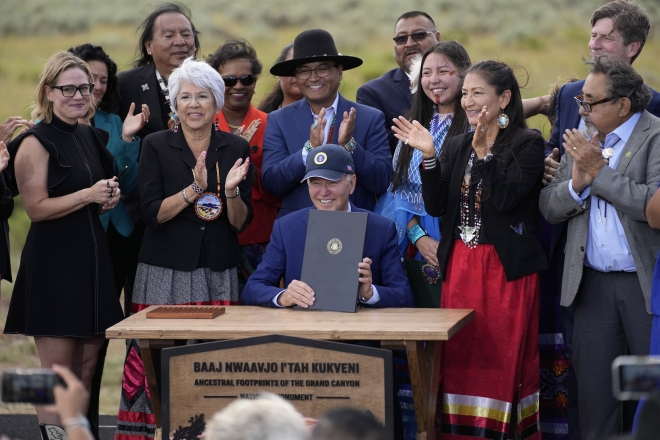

{"left": 300, "top": 210, "right": 368, "bottom": 312}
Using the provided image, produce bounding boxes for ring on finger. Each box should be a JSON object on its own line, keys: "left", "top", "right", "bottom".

{"left": 573, "top": 147, "right": 577, "bottom": 151}
{"left": 404, "top": 138, "right": 409, "bottom": 145}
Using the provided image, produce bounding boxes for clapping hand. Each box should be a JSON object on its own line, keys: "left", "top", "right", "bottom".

{"left": 564, "top": 129, "right": 605, "bottom": 193}
{"left": 0, "top": 141, "right": 10, "bottom": 172}
{"left": 225, "top": 157, "right": 250, "bottom": 194}
{"left": 472, "top": 106, "right": 491, "bottom": 159}
{"left": 543, "top": 148, "right": 560, "bottom": 186}
{"left": 337, "top": 107, "right": 356, "bottom": 145}
{"left": 309, "top": 108, "right": 327, "bottom": 148}
{"left": 0, "top": 116, "right": 30, "bottom": 144}
{"left": 391, "top": 116, "right": 435, "bottom": 158}
{"left": 194, "top": 150, "right": 208, "bottom": 191}
{"left": 234, "top": 119, "right": 261, "bottom": 143}
{"left": 121, "top": 103, "right": 150, "bottom": 142}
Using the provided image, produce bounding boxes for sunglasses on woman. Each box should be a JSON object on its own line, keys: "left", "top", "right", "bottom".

{"left": 223, "top": 75, "right": 257, "bottom": 87}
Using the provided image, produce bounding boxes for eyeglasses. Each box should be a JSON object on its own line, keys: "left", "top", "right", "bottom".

{"left": 50, "top": 84, "right": 94, "bottom": 97}
{"left": 393, "top": 31, "right": 434, "bottom": 45}
{"left": 574, "top": 93, "right": 612, "bottom": 112}
{"left": 178, "top": 92, "right": 213, "bottom": 104}
{"left": 294, "top": 65, "right": 336, "bottom": 80}
{"left": 222, "top": 75, "right": 257, "bottom": 87}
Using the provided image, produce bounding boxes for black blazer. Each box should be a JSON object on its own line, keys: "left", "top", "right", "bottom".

{"left": 356, "top": 67, "right": 413, "bottom": 154}
{"left": 116, "top": 63, "right": 167, "bottom": 224}
{"left": 137, "top": 128, "right": 253, "bottom": 272}
{"left": 116, "top": 63, "right": 166, "bottom": 140}
{"left": 421, "top": 129, "right": 548, "bottom": 281}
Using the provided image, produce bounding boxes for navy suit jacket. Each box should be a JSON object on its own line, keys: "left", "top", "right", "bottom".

{"left": 241, "top": 206, "right": 414, "bottom": 308}
{"left": 262, "top": 95, "right": 393, "bottom": 218}
{"left": 357, "top": 68, "right": 413, "bottom": 154}
{"left": 546, "top": 80, "right": 660, "bottom": 258}
{"left": 547, "top": 80, "right": 660, "bottom": 156}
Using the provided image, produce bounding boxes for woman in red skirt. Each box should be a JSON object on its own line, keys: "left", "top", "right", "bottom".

{"left": 393, "top": 60, "right": 547, "bottom": 440}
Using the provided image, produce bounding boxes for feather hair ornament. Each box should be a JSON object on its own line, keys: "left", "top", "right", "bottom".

{"left": 408, "top": 55, "right": 423, "bottom": 95}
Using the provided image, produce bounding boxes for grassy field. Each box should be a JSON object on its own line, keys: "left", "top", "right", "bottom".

{"left": 0, "top": 0, "right": 659, "bottom": 415}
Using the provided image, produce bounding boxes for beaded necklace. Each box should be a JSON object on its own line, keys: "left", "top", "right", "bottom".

{"left": 156, "top": 70, "right": 170, "bottom": 107}
{"left": 458, "top": 150, "right": 482, "bottom": 249}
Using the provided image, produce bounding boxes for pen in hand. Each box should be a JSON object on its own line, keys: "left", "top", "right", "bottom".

{"left": 116, "top": 165, "right": 129, "bottom": 181}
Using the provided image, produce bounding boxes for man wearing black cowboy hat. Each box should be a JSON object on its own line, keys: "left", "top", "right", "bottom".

{"left": 262, "top": 29, "right": 392, "bottom": 218}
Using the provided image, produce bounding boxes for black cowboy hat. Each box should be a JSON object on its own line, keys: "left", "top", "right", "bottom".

{"left": 270, "top": 29, "right": 363, "bottom": 77}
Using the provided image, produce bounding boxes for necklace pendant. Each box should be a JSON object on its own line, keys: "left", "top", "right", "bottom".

{"left": 602, "top": 147, "right": 614, "bottom": 159}
{"left": 195, "top": 193, "right": 223, "bottom": 221}
{"left": 459, "top": 226, "right": 478, "bottom": 246}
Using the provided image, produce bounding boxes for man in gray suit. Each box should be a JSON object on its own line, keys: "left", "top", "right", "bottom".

{"left": 540, "top": 54, "right": 660, "bottom": 439}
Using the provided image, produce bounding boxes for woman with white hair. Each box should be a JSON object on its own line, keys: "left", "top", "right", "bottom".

{"left": 132, "top": 56, "right": 252, "bottom": 310}
{"left": 115, "top": 57, "right": 252, "bottom": 440}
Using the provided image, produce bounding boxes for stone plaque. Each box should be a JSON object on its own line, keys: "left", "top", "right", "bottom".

{"left": 161, "top": 334, "right": 393, "bottom": 437}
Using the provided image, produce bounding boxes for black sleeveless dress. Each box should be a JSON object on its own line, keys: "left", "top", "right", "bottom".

{"left": 3, "top": 115, "right": 124, "bottom": 337}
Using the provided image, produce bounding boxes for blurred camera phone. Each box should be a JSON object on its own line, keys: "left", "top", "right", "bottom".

{"left": 612, "top": 356, "right": 660, "bottom": 400}
{"left": 1, "top": 368, "right": 66, "bottom": 404}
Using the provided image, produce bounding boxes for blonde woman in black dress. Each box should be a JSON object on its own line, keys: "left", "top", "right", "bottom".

{"left": 4, "top": 52, "right": 123, "bottom": 436}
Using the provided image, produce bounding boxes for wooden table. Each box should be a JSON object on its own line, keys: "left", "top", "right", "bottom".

{"left": 107, "top": 305, "right": 474, "bottom": 440}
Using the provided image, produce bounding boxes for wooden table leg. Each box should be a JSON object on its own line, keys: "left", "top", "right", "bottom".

{"left": 140, "top": 340, "right": 163, "bottom": 428}
{"left": 407, "top": 341, "right": 429, "bottom": 437}
{"left": 407, "top": 340, "right": 443, "bottom": 440}
{"left": 426, "top": 341, "right": 443, "bottom": 439}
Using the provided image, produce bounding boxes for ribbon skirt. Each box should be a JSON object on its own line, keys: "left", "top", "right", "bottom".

{"left": 439, "top": 240, "right": 541, "bottom": 440}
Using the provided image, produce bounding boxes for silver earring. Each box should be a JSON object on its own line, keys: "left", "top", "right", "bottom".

{"left": 496, "top": 111, "right": 509, "bottom": 129}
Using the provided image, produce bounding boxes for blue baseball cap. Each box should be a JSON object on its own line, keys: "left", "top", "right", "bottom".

{"left": 302, "top": 144, "right": 355, "bottom": 182}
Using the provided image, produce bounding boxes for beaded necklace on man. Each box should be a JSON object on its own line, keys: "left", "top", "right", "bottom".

{"left": 156, "top": 70, "right": 170, "bottom": 107}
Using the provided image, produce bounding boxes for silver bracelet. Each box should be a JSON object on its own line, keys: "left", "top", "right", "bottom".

{"left": 182, "top": 188, "right": 193, "bottom": 204}
{"left": 62, "top": 413, "right": 91, "bottom": 435}
{"left": 225, "top": 187, "right": 240, "bottom": 199}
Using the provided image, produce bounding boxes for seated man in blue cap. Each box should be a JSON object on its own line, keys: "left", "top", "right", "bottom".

{"left": 242, "top": 144, "right": 413, "bottom": 308}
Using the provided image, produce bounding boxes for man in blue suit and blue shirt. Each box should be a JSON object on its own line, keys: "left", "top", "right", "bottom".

{"left": 356, "top": 11, "right": 440, "bottom": 154}
{"left": 544, "top": 1, "right": 660, "bottom": 182}
{"left": 243, "top": 144, "right": 413, "bottom": 309}
{"left": 262, "top": 29, "right": 392, "bottom": 218}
